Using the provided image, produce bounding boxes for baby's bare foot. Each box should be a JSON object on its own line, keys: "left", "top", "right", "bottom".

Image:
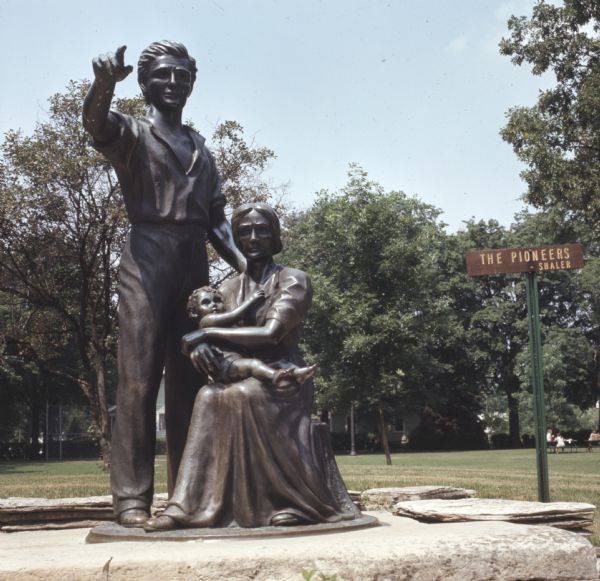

{"left": 293, "top": 364, "right": 318, "bottom": 384}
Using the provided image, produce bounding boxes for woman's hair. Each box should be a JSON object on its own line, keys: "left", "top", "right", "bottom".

{"left": 187, "top": 286, "right": 220, "bottom": 319}
{"left": 138, "top": 40, "right": 197, "bottom": 92}
{"left": 231, "top": 203, "right": 283, "bottom": 255}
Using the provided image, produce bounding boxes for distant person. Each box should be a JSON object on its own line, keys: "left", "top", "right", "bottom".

{"left": 587, "top": 430, "right": 600, "bottom": 452}
{"left": 555, "top": 432, "right": 565, "bottom": 452}
{"left": 546, "top": 428, "right": 554, "bottom": 443}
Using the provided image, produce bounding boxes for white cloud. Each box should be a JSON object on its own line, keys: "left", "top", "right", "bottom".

{"left": 446, "top": 34, "right": 468, "bottom": 53}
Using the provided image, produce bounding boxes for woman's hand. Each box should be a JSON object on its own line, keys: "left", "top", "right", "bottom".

{"left": 181, "top": 329, "right": 208, "bottom": 357}
{"left": 189, "top": 343, "right": 220, "bottom": 375}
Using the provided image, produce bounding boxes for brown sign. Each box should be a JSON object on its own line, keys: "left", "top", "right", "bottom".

{"left": 465, "top": 244, "right": 584, "bottom": 276}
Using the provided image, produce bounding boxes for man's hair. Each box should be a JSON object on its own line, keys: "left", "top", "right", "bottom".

{"left": 231, "top": 203, "right": 283, "bottom": 255}
{"left": 138, "top": 40, "right": 197, "bottom": 89}
{"left": 187, "top": 286, "right": 221, "bottom": 319}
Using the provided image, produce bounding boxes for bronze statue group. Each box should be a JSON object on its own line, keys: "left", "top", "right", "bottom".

{"left": 84, "top": 41, "right": 355, "bottom": 531}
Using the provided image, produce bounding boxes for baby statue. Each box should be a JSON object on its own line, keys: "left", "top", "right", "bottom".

{"left": 187, "top": 286, "right": 317, "bottom": 387}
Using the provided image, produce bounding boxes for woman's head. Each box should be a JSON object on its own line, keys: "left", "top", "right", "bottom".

{"left": 231, "top": 203, "right": 282, "bottom": 256}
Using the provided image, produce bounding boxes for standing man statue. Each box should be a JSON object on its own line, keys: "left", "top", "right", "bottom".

{"left": 82, "top": 41, "right": 245, "bottom": 527}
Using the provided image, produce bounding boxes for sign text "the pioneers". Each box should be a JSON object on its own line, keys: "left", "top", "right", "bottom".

{"left": 465, "top": 244, "right": 584, "bottom": 276}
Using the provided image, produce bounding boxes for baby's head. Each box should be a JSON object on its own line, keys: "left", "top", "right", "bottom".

{"left": 187, "top": 286, "right": 224, "bottom": 319}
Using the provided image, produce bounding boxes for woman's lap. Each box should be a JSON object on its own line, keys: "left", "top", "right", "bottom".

{"left": 164, "top": 378, "right": 341, "bottom": 527}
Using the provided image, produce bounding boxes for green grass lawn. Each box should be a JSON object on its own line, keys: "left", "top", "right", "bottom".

{"left": 1, "top": 449, "right": 598, "bottom": 543}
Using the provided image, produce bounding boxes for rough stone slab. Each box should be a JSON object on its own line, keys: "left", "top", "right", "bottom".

{"left": 0, "top": 494, "right": 168, "bottom": 529}
{"left": 0, "top": 495, "right": 112, "bottom": 510}
{"left": 364, "top": 485, "right": 476, "bottom": 501}
{"left": 0, "top": 512, "right": 597, "bottom": 580}
{"left": 1, "top": 520, "right": 106, "bottom": 532}
{"left": 393, "top": 498, "right": 595, "bottom": 530}
{"left": 361, "top": 486, "right": 475, "bottom": 509}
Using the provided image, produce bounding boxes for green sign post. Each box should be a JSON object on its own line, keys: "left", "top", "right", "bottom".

{"left": 465, "top": 243, "right": 584, "bottom": 503}
{"left": 524, "top": 271, "right": 549, "bottom": 502}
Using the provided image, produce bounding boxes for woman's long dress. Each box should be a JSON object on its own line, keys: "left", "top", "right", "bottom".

{"left": 162, "top": 263, "right": 350, "bottom": 527}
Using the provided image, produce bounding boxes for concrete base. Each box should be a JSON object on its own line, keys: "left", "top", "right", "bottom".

{"left": 0, "top": 511, "right": 597, "bottom": 581}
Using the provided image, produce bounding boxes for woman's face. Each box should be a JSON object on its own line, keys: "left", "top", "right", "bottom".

{"left": 236, "top": 210, "right": 274, "bottom": 261}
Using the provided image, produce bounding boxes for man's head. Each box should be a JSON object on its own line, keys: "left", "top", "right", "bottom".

{"left": 138, "top": 41, "right": 197, "bottom": 107}
{"left": 187, "top": 286, "right": 224, "bottom": 319}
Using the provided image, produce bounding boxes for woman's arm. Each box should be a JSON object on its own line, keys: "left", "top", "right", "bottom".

{"left": 185, "top": 319, "right": 285, "bottom": 374}
{"left": 183, "top": 318, "right": 285, "bottom": 356}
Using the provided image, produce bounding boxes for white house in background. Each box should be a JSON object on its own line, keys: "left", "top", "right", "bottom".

{"left": 328, "top": 409, "right": 421, "bottom": 444}
{"left": 108, "top": 376, "right": 166, "bottom": 438}
{"left": 156, "top": 380, "right": 166, "bottom": 439}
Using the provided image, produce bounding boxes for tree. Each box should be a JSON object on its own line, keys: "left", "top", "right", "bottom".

{"left": 501, "top": 2, "right": 600, "bottom": 428}
{"left": 500, "top": 0, "right": 600, "bottom": 236}
{"left": 0, "top": 81, "right": 283, "bottom": 466}
{"left": 459, "top": 210, "right": 600, "bottom": 443}
{"left": 283, "top": 166, "right": 487, "bottom": 460}
{"left": 0, "top": 291, "right": 83, "bottom": 456}
{"left": 450, "top": 220, "right": 527, "bottom": 446}
{"left": 0, "top": 81, "right": 142, "bottom": 466}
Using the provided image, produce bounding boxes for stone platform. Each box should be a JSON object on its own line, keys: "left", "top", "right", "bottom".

{"left": 0, "top": 511, "right": 597, "bottom": 580}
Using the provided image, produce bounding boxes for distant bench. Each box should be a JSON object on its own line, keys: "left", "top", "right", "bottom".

{"left": 547, "top": 440, "right": 600, "bottom": 452}
{"left": 587, "top": 440, "right": 600, "bottom": 452}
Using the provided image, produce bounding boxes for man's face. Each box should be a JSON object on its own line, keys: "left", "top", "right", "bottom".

{"left": 197, "top": 290, "right": 224, "bottom": 317}
{"left": 236, "top": 211, "right": 274, "bottom": 261}
{"left": 142, "top": 55, "right": 194, "bottom": 111}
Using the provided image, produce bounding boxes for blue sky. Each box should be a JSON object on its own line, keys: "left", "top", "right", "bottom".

{"left": 0, "top": 0, "right": 551, "bottom": 231}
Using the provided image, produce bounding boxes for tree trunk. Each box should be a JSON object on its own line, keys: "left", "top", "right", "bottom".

{"left": 88, "top": 405, "right": 111, "bottom": 471}
{"left": 507, "top": 390, "right": 521, "bottom": 447}
{"left": 96, "top": 430, "right": 112, "bottom": 472}
{"left": 30, "top": 404, "right": 40, "bottom": 459}
{"left": 376, "top": 401, "right": 392, "bottom": 465}
{"left": 94, "top": 358, "right": 112, "bottom": 471}
{"left": 596, "top": 365, "right": 600, "bottom": 431}
{"left": 79, "top": 370, "right": 112, "bottom": 472}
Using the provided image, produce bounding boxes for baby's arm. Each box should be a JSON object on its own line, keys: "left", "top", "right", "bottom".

{"left": 200, "top": 290, "right": 265, "bottom": 328}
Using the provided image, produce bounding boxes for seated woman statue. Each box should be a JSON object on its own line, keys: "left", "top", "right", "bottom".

{"left": 145, "top": 203, "right": 354, "bottom": 530}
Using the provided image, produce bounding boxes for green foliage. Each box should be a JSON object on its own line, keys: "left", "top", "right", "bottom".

{"left": 283, "top": 166, "right": 487, "bottom": 450}
{"left": 500, "top": 1, "right": 600, "bottom": 432}
{"left": 517, "top": 326, "right": 597, "bottom": 432}
{"left": 212, "top": 120, "right": 277, "bottom": 208}
{"left": 0, "top": 80, "right": 284, "bottom": 458}
{"left": 0, "top": 80, "right": 137, "bottom": 460}
{"left": 301, "top": 570, "right": 337, "bottom": 581}
{"left": 500, "top": 0, "right": 600, "bottom": 235}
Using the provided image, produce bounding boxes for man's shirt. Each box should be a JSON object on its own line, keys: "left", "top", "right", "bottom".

{"left": 93, "top": 112, "right": 226, "bottom": 227}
